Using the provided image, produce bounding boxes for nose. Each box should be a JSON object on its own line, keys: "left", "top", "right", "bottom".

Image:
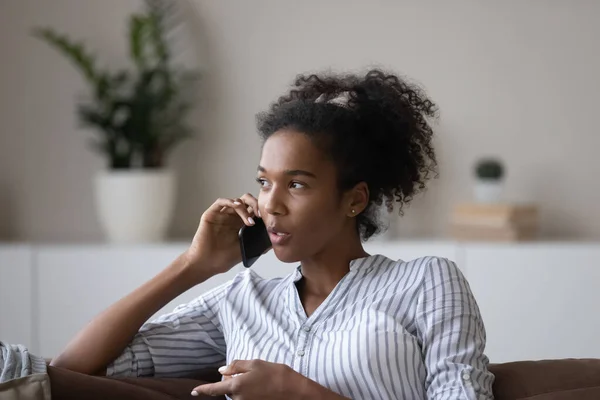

{"left": 261, "top": 187, "right": 287, "bottom": 217}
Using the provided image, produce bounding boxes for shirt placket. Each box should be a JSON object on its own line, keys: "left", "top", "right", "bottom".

{"left": 289, "top": 280, "right": 310, "bottom": 374}
{"left": 292, "top": 321, "right": 313, "bottom": 374}
{"left": 288, "top": 268, "right": 361, "bottom": 375}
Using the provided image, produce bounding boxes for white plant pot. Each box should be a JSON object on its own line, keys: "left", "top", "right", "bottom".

{"left": 95, "top": 170, "right": 176, "bottom": 243}
{"left": 474, "top": 180, "right": 504, "bottom": 203}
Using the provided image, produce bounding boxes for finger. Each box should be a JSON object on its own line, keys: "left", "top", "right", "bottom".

{"left": 231, "top": 198, "right": 255, "bottom": 226}
{"left": 239, "top": 193, "right": 261, "bottom": 218}
{"left": 208, "top": 198, "right": 253, "bottom": 225}
{"left": 219, "top": 359, "right": 257, "bottom": 375}
{"left": 207, "top": 198, "right": 241, "bottom": 214}
{"left": 222, "top": 372, "right": 243, "bottom": 379}
{"left": 219, "top": 206, "right": 236, "bottom": 214}
{"left": 191, "top": 380, "right": 233, "bottom": 397}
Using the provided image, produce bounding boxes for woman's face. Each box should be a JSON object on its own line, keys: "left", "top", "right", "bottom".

{"left": 256, "top": 130, "right": 353, "bottom": 263}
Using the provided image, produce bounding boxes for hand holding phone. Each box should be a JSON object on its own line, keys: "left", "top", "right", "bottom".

{"left": 184, "top": 194, "right": 262, "bottom": 281}
{"left": 239, "top": 217, "right": 272, "bottom": 268}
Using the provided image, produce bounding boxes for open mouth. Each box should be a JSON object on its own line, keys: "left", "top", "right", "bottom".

{"left": 268, "top": 229, "right": 291, "bottom": 245}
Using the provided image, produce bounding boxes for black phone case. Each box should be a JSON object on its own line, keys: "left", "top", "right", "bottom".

{"left": 238, "top": 217, "right": 271, "bottom": 268}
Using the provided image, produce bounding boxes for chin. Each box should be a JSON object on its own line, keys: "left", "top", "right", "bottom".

{"left": 272, "top": 246, "right": 304, "bottom": 264}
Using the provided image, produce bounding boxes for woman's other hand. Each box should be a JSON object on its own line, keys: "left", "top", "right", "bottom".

{"left": 191, "top": 359, "right": 350, "bottom": 400}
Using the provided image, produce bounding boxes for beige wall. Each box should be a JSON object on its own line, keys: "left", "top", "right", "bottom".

{"left": 1, "top": 0, "right": 599, "bottom": 242}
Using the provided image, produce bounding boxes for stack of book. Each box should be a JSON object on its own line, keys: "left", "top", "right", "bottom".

{"left": 449, "top": 203, "right": 539, "bottom": 241}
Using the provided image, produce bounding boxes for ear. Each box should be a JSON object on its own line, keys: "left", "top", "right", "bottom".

{"left": 344, "top": 182, "right": 369, "bottom": 217}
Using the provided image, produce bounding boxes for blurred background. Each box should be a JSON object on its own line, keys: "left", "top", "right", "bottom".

{"left": 2, "top": 0, "right": 599, "bottom": 244}
{"left": 2, "top": 0, "right": 600, "bottom": 365}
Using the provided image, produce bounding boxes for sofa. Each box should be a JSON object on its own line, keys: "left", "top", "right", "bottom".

{"left": 43, "top": 358, "right": 600, "bottom": 400}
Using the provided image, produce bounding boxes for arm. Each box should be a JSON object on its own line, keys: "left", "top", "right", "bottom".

{"left": 415, "top": 257, "right": 495, "bottom": 400}
{"left": 49, "top": 252, "right": 214, "bottom": 375}
{"left": 107, "top": 277, "right": 231, "bottom": 378}
{"left": 50, "top": 194, "right": 262, "bottom": 376}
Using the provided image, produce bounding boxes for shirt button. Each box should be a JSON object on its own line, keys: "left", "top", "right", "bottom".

{"left": 296, "top": 350, "right": 305, "bottom": 357}
{"left": 462, "top": 373, "right": 471, "bottom": 381}
{"left": 303, "top": 326, "right": 311, "bottom": 332}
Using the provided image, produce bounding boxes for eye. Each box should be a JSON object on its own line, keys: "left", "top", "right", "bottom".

{"left": 290, "top": 181, "right": 306, "bottom": 189}
{"left": 256, "top": 178, "right": 270, "bottom": 189}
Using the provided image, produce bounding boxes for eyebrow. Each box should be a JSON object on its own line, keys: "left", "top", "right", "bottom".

{"left": 257, "top": 166, "right": 317, "bottom": 178}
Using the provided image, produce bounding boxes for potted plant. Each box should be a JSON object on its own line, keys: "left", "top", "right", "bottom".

{"left": 33, "top": 0, "right": 199, "bottom": 243}
{"left": 474, "top": 158, "right": 505, "bottom": 203}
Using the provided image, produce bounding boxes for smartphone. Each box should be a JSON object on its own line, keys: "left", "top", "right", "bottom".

{"left": 238, "top": 217, "right": 272, "bottom": 268}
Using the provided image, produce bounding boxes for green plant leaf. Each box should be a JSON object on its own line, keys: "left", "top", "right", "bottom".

{"left": 475, "top": 158, "right": 504, "bottom": 180}
{"left": 32, "top": 28, "right": 98, "bottom": 85}
{"left": 144, "top": 0, "right": 171, "bottom": 65}
{"left": 130, "top": 15, "right": 149, "bottom": 70}
{"left": 34, "top": 2, "right": 201, "bottom": 169}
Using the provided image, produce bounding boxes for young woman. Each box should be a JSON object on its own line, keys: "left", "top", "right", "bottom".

{"left": 51, "top": 70, "right": 495, "bottom": 399}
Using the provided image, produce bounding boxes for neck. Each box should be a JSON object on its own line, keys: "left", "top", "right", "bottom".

{"left": 298, "top": 230, "right": 369, "bottom": 298}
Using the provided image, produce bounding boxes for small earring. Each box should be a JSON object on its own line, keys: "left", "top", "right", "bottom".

{"left": 351, "top": 209, "right": 356, "bottom": 214}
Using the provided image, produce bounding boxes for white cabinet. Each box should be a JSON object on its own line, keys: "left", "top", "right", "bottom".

{"left": 465, "top": 243, "right": 600, "bottom": 363}
{"left": 36, "top": 244, "right": 244, "bottom": 358}
{"left": 2, "top": 241, "right": 600, "bottom": 363}
{"left": 0, "top": 245, "right": 34, "bottom": 350}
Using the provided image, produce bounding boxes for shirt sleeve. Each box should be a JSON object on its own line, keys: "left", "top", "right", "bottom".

{"left": 106, "top": 279, "right": 231, "bottom": 378}
{"left": 415, "top": 257, "right": 495, "bottom": 400}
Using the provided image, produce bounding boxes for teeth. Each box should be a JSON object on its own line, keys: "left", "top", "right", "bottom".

{"left": 276, "top": 232, "right": 286, "bottom": 236}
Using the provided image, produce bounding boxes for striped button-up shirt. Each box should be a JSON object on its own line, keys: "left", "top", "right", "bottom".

{"left": 107, "top": 255, "right": 495, "bottom": 399}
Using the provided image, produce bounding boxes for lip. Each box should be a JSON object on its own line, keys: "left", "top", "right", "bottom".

{"left": 268, "top": 228, "right": 291, "bottom": 245}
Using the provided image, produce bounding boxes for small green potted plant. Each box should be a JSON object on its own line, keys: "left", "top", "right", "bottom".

{"left": 474, "top": 158, "right": 505, "bottom": 203}
{"left": 33, "top": 0, "right": 199, "bottom": 243}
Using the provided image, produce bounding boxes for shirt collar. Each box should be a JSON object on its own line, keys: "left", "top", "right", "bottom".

{"left": 291, "top": 254, "right": 378, "bottom": 282}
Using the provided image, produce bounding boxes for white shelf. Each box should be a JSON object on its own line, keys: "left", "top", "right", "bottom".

{"left": 2, "top": 241, "right": 600, "bottom": 362}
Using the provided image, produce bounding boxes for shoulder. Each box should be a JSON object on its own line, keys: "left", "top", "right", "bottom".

{"left": 170, "top": 268, "right": 295, "bottom": 316}
{"left": 409, "top": 254, "right": 461, "bottom": 273}
{"left": 383, "top": 255, "right": 465, "bottom": 286}
{"left": 415, "top": 256, "right": 463, "bottom": 278}
{"left": 402, "top": 257, "right": 477, "bottom": 315}
{"left": 380, "top": 256, "right": 472, "bottom": 305}
{"left": 225, "top": 267, "right": 295, "bottom": 296}
{"left": 232, "top": 267, "right": 293, "bottom": 285}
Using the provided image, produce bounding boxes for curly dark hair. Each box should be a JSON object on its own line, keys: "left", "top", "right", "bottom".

{"left": 256, "top": 69, "right": 439, "bottom": 240}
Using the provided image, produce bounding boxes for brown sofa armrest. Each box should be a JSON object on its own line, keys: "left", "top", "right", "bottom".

{"left": 48, "top": 366, "right": 225, "bottom": 400}
{"left": 490, "top": 359, "right": 600, "bottom": 400}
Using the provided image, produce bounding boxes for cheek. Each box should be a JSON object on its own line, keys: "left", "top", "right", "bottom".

{"left": 257, "top": 194, "right": 265, "bottom": 214}
{"left": 257, "top": 190, "right": 274, "bottom": 216}
{"left": 294, "top": 196, "right": 345, "bottom": 234}
{"left": 272, "top": 196, "right": 345, "bottom": 262}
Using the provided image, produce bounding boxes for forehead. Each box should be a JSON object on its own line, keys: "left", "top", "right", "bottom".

{"left": 259, "top": 130, "right": 330, "bottom": 172}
